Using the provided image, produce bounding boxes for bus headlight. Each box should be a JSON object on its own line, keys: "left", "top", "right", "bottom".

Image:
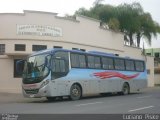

{"left": 40, "top": 80, "right": 49, "bottom": 89}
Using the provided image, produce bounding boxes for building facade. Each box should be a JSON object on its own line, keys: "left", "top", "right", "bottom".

{"left": 0, "top": 10, "right": 154, "bottom": 93}
{"left": 145, "top": 48, "right": 160, "bottom": 85}
{"left": 145, "top": 48, "right": 160, "bottom": 58}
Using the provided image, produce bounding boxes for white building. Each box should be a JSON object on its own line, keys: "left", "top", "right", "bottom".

{"left": 0, "top": 10, "right": 154, "bottom": 93}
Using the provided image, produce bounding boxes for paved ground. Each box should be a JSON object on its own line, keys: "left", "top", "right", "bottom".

{"left": 0, "top": 87, "right": 160, "bottom": 114}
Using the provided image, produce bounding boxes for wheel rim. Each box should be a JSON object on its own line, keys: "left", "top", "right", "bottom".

{"left": 72, "top": 85, "right": 80, "bottom": 97}
{"left": 72, "top": 89, "right": 79, "bottom": 97}
{"left": 70, "top": 84, "right": 81, "bottom": 100}
{"left": 123, "top": 85, "right": 129, "bottom": 95}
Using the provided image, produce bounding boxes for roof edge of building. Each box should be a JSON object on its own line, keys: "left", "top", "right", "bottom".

{"left": 23, "top": 10, "right": 58, "bottom": 16}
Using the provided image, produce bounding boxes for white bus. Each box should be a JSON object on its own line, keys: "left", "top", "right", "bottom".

{"left": 17, "top": 49, "right": 147, "bottom": 101}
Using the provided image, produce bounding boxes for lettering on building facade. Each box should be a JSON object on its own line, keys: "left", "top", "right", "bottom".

{"left": 17, "top": 24, "right": 62, "bottom": 37}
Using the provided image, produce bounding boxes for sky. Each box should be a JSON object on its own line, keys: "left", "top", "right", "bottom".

{"left": 0, "top": 0, "right": 160, "bottom": 48}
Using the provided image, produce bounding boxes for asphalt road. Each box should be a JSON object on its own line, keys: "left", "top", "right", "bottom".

{"left": 0, "top": 87, "right": 160, "bottom": 114}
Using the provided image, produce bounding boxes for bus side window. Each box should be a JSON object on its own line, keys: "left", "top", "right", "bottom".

{"left": 125, "top": 60, "right": 135, "bottom": 71}
{"left": 87, "top": 56, "right": 95, "bottom": 68}
{"left": 79, "top": 54, "right": 86, "bottom": 68}
{"left": 114, "top": 59, "right": 125, "bottom": 70}
{"left": 52, "top": 59, "right": 66, "bottom": 73}
{"left": 102, "top": 57, "right": 114, "bottom": 70}
{"left": 94, "top": 56, "right": 101, "bottom": 69}
{"left": 51, "top": 58, "right": 68, "bottom": 80}
{"left": 71, "top": 53, "right": 86, "bottom": 68}
{"left": 71, "top": 54, "right": 79, "bottom": 68}
{"left": 135, "top": 61, "right": 144, "bottom": 72}
{"left": 87, "top": 55, "right": 101, "bottom": 69}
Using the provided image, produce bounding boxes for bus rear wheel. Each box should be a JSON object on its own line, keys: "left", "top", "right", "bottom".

{"left": 121, "top": 83, "right": 130, "bottom": 95}
{"left": 70, "top": 84, "right": 82, "bottom": 101}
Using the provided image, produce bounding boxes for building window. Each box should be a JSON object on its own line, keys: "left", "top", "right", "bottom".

{"left": 146, "top": 53, "right": 151, "bottom": 56}
{"left": 53, "top": 46, "right": 63, "bottom": 49}
{"left": 154, "top": 68, "right": 160, "bottom": 74}
{"left": 154, "top": 61, "right": 159, "bottom": 67}
{"left": 15, "top": 44, "right": 26, "bottom": 51}
{"left": 32, "top": 45, "right": 47, "bottom": 51}
{"left": 155, "top": 53, "right": 159, "bottom": 58}
{"left": 14, "top": 59, "right": 22, "bottom": 78}
{"left": 0, "top": 44, "right": 5, "bottom": 55}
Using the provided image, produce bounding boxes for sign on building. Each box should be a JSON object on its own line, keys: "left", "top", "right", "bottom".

{"left": 17, "top": 24, "right": 62, "bottom": 37}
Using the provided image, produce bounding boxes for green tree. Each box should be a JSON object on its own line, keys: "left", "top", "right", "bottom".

{"left": 117, "top": 3, "right": 142, "bottom": 46}
{"left": 74, "top": 1, "right": 160, "bottom": 48}
{"left": 75, "top": 7, "right": 90, "bottom": 17}
{"left": 136, "top": 13, "right": 160, "bottom": 47}
{"left": 108, "top": 18, "right": 120, "bottom": 31}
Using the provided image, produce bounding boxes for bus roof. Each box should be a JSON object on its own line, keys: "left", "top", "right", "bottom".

{"left": 30, "top": 48, "right": 144, "bottom": 61}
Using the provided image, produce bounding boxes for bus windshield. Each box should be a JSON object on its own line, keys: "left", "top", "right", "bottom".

{"left": 23, "top": 54, "right": 50, "bottom": 83}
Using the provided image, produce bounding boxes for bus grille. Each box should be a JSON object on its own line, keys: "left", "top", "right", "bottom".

{"left": 25, "top": 89, "right": 39, "bottom": 94}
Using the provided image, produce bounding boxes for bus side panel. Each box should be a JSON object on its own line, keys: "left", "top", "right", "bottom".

{"left": 65, "top": 69, "right": 99, "bottom": 95}
{"left": 48, "top": 69, "right": 147, "bottom": 97}
{"left": 129, "top": 71, "right": 147, "bottom": 92}
{"left": 93, "top": 70, "right": 147, "bottom": 93}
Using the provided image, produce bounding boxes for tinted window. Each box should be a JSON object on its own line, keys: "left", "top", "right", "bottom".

{"left": 0, "top": 44, "right": 5, "bottom": 55}
{"left": 94, "top": 56, "right": 101, "bottom": 69}
{"left": 79, "top": 54, "right": 86, "bottom": 68}
{"left": 114, "top": 59, "right": 125, "bottom": 70}
{"left": 55, "top": 51, "right": 69, "bottom": 61}
{"left": 102, "top": 57, "right": 114, "bottom": 70}
{"left": 71, "top": 53, "right": 86, "bottom": 68}
{"left": 87, "top": 55, "right": 101, "bottom": 69}
{"left": 71, "top": 54, "right": 79, "bottom": 68}
{"left": 15, "top": 44, "right": 26, "bottom": 51}
{"left": 32, "top": 45, "right": 47, "bottom": 51}
{"left": 52, "top": 59, "right": 66, "bottom": 72}
{"left": 125, "top": 60, "right": 135, "bottom": 71}
{"left": 53, "top": 46, "right": 63, "bottom": 49}
{"left": 87, "top": 56, "right": 95, "bottom": 68}
{"left": 155, "top": 53, "right": 159, "bottom": 58}
{"left": 135, "top": 61, "right": 144, "bottom": 72}
{"left": 14, "top": 59, "right": 22, "bottom": 78}
{"left": 54, "top": 51, "right": 69, "bottom": 71}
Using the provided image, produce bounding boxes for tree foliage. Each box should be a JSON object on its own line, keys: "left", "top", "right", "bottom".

{"left": 74, "top": 1, "right": 160, "bottom": 48}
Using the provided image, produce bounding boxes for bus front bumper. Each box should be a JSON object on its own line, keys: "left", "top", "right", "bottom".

{"left": 22, "top": 86, "right": 49, "bottom": 98}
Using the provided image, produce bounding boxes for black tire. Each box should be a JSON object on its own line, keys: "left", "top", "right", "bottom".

{"left": 121, "top": 83, "right": 130, "bottom": 95}
{"left": 46, "top": 97, "right": 56, "bottom": 101}
{"left": 70, "top": 84, "right": 82, "bottom": 100}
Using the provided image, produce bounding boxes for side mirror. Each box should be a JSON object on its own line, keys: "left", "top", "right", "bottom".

{"left": 16, "top": 60, "right": 25, "bottom": 75}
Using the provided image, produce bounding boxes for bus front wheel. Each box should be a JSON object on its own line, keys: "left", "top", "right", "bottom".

{"left": 70, "top": 84, "right": 82, "bottom": 100}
